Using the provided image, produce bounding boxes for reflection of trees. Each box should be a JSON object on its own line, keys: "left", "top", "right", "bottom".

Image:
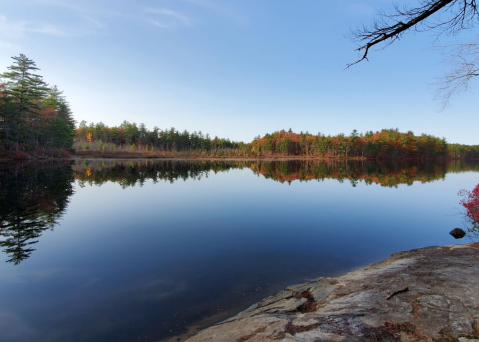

{"left": 250, "top": 160, "right": 479, "bottom": 187}
{"left": 72, "top": 159, "right": 479, "bottom": 189}
{"left": 446, "top": 160, "right": 479, "bottom": 173}
{"left": 0, "top": 161, "right": 74, "bottom": 264}
{"left": 3, "top": 159, "right": 475, "bottom": 264}
{"left": 72, "top": 160, "right": 253, "bottom": 188}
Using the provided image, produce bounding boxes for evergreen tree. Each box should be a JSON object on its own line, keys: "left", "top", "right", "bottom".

{"left": 1, "top": 54, "right": 50, "bottom": 150}
{"left": 42, "top": 86, "right": 76, "bottom": 150}
{"left": 0, "top": 54, "right": 74, "bottom": 157}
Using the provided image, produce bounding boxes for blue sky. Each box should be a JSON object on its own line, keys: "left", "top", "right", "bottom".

{"left": 0, "top": 0, "right": 477, "bottom": 144}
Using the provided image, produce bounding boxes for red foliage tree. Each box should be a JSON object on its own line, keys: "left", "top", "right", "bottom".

{"left": 459, "top": 184, "right": 479, "bottom": 230}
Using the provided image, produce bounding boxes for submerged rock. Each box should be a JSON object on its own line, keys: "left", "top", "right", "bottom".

{"left": 187, "top": 244, "right": 479, "bottom": 342}
{"left": 450, "top": 228, "right": 467, "bottom": 239}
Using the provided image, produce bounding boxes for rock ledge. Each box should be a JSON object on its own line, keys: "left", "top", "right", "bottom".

{"left": 187, "top": 244, "right": 479, "bottom": 342}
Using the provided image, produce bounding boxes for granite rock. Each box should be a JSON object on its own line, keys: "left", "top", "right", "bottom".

{"left": 187, "top": 244, "right": 479, "bottom": 342}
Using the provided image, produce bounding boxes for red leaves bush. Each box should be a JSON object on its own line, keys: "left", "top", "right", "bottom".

{"left": 459, "top": 183, "right": 479, "bottom": 229}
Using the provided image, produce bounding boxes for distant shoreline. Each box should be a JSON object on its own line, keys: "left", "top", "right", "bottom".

{"left": 70, "top": 150, "right": 478, "bottom": 161}
{"left": 2, "top": 151, "right": 479, "bottom": 162}
{"left": 2, "top": 157, "right": 479, "bottom": 163}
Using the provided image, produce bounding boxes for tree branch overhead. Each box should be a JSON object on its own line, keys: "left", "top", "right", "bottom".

{"left": 347, "top": 0, "right": 478, "bottom": 68}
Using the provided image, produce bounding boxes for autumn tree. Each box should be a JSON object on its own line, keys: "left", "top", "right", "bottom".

{"left": 459, "top": 183, "right": 479, "bottom": 232}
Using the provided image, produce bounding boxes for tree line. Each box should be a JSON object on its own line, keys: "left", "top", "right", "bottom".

{"left": 0, "top": 55, "right": 75, "bottom": 159}
{"left": 251, "top": 129, "right": 479, "bottom": 159}
{"left": 2, "top": 54, "right": 476, "bottom": 161}
{"left": 77, "top": 124, "right": 479, "bottom": 160}
{"left": 76, "top": 121, "right": 251, "bottom": 156}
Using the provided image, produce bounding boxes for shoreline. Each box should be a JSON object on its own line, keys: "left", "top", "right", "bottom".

{"left": 185, "top": 243, "right": 479, "bottom": 342}
{"left": 2, "top": 155, "right": 477, "bottom": 163}
{"left": 71, "top": 151, "right": 477, "bottom": 161}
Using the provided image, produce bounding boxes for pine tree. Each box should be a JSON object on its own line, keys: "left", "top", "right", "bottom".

{"left": 1, "top": 54, "right": 50, "bottom": 150}
{"left": 42, "top": 86, "right": 76, "bottom": 150}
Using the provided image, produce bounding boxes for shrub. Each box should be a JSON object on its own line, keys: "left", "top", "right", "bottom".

{"left": 459, "top": 184, "right": 479, "bottom": 231}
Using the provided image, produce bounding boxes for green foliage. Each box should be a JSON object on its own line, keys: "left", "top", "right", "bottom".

{"left": 0, "top": 54, "right": 75, "bottom": 157}
{"left": 73, "top": 120, "right": 478, "bottom": 160}
{"left": 277, "top": 138, "right": 291, "bottom": 154}
{"left": 75, "top": 121, "right": 249, "bottom": 156}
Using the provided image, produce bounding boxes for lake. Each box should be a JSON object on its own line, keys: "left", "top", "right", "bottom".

{"left": 0, "top": 159, "right": 478, "bottom": 342}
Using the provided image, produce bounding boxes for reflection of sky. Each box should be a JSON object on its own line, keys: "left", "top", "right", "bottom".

{"left": 0, "top": 167, "right": 478, "bottom": 341}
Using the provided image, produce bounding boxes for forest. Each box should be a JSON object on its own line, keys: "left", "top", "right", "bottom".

{"left": 75, "top": 120, "right": 251, "bottom": 157}
{"left": 76, "top": 123, "right": 479, "bottom": 160}
{"left": 250, "top": 129, "right": 479, "bottom": 159}
{"left": 0, "top": 55, "right": 75, "bottom": 159}
{"left": 1, "top": 54, "right": 477, "bottom": 161}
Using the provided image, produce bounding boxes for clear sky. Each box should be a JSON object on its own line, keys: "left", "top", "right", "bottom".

{"left": 0, "top": 0, "right": 477, "bottom": 144}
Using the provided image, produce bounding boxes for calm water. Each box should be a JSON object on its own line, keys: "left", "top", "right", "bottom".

{"left": 0, "top": 159, "right": 478, "bottom": 342}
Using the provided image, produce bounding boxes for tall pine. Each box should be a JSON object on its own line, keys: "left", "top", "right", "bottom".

{"left": 42, "top": 86, "right": 76, "bottom": 150}
{"left": 1, "top": 54, "right": 50, "bottom": 150}
{"left": 1, "top": 54, "right": 74, "bottom": 156}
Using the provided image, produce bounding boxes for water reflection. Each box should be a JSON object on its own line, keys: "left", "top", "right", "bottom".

{"left": 73, "top": 159, "right": 478, "bottom": 187}
{"left": 0, "top": 159, "right": 478, "bottom": 342}
{"left": 73, "top": 160, "right": 248, "bottom": 188}
{"left": 0, "top": 162, "right": 74, "bottom": 264}
{"left": 1, "top": 159, "right": 477, "bottom": 266}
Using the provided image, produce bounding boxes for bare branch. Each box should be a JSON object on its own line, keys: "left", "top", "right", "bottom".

{"left": 347, "top": 0, "right": 479, "bottom": 68}
{"left": 434, "top": 38, "right": 479, "bottom": 109}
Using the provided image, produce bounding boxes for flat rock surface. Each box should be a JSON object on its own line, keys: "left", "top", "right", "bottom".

{"left": 186, "top": 244, "right": 479, "bottom": 342}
